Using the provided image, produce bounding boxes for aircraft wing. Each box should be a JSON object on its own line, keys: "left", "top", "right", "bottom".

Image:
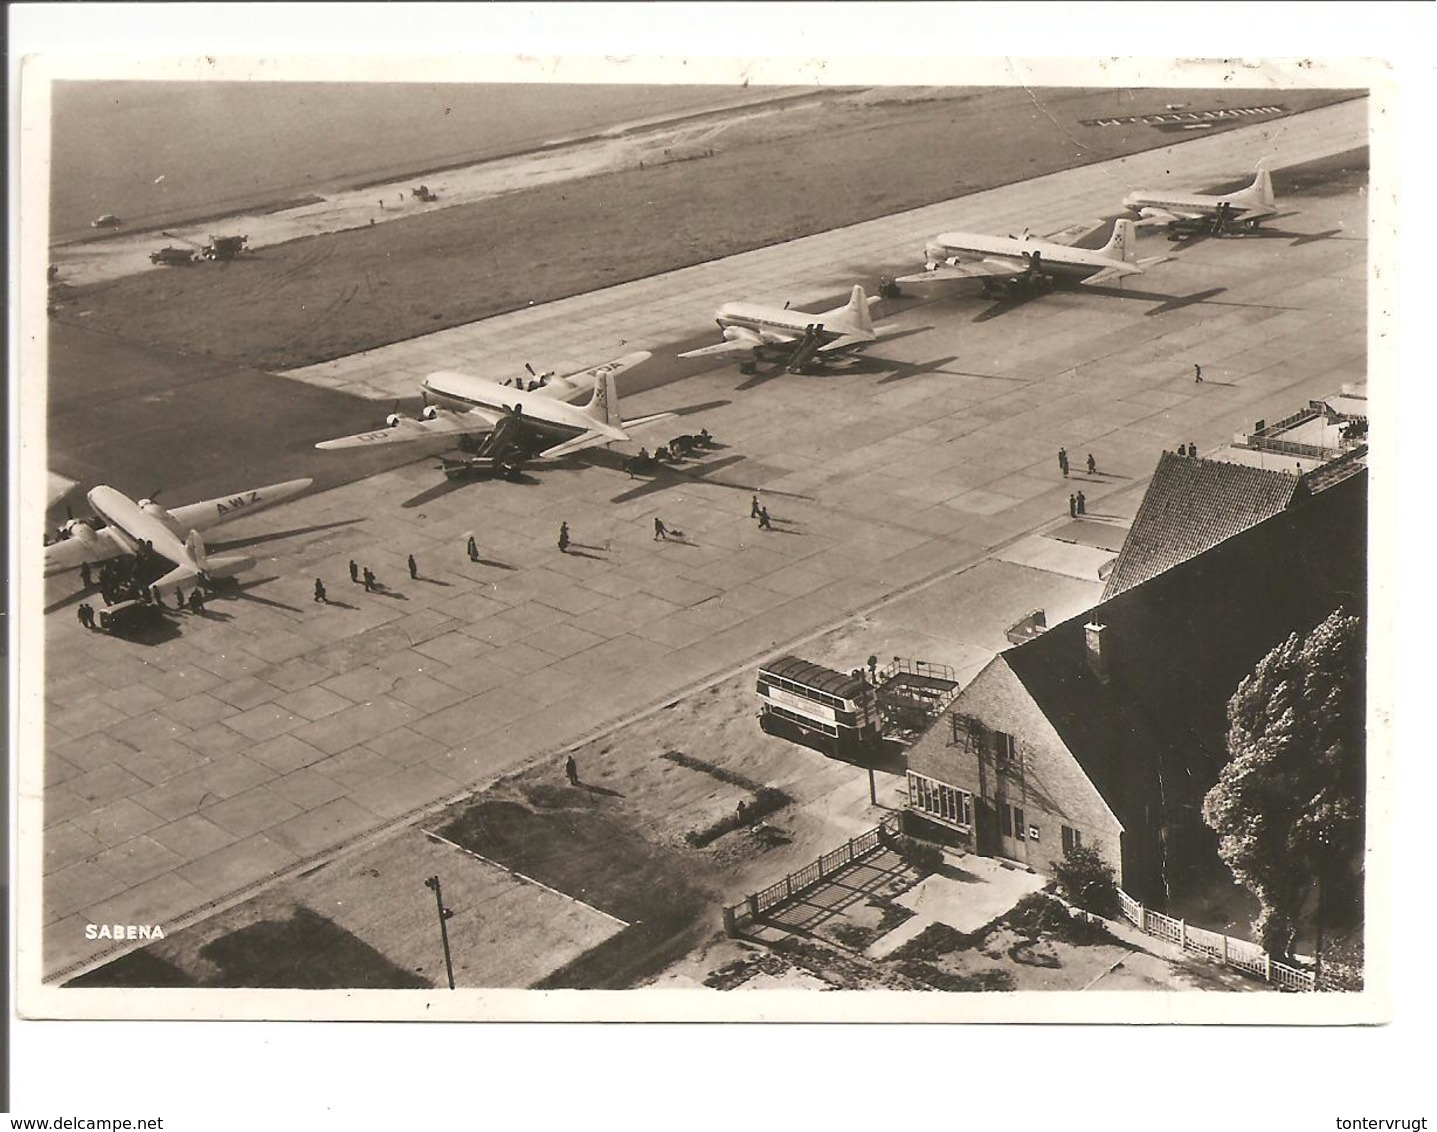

{"left": 897, "top": 258, "right": 1025, "bottom": 286}
{"left": 314, "top": 407, "right": 501, "bottom": 451}
{"left": 818, "top": 335, "right": 874, "bottom": 353}
{"left": 164, "top": 478, "right": 315, "bottom": 531}
{"left": 536, "top": 411, "right": 678, "bottom": 459}
{"left": 1134, "top": 207, "right": 1206, "bottom": 226}
{"left": 538, "top": 429, "right": 622, "bottom": 459}
{"left": 555, "top": 350, "right": 653, "bottom": 389}
{"left": 44, "top": 528, "right": 130, "bottom": 576}
{"left": 1080, "top": 266, "right": 1134, "bottom": 287}
{"left": 677, "top": 340, "right": 757, "bottom": 360}
{"left": 1044, "top": 220, "right": 1106, "bottom": 247}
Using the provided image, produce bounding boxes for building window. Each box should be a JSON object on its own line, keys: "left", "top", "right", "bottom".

{"left": 1062, "top": 825, "right": 1082, "bottom": 853}
{"left": 999, "top": 804, "right": 1012, "bottom": 837}
{"left": 1013, "top": 805, "right": 1026, "bottom": 840}
{"left": 907, "top": 772, "right": 973, "bottom": 831}
{"left": 994, "top": 730, "right": 1017, "bottom": 770}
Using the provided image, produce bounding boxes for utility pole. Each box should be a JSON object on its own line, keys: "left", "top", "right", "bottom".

{"left": 424, "top": 874, "right": 456, "bottom": 990}
{"left": 868, "top": 766, "right": 878, "bottom": 806}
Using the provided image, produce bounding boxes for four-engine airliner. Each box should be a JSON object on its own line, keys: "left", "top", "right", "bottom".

{"left": 314, "top": 351, "right": 674, "bottom": 467}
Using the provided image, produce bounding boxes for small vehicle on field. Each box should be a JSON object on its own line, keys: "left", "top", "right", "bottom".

{"left": 150, "top": 246, "right": 198, "bottom": 266}
{"left": 96, "top": 599, "right": 163, "bottom": 636}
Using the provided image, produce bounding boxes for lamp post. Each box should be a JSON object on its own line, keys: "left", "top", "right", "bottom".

{"left": 424, "top": 874, "right": 456, "bottom": 990}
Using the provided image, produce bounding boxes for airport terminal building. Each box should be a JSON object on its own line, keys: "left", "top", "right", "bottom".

{"left": 904, "top": 449, "right": 1367, "bottom": 904}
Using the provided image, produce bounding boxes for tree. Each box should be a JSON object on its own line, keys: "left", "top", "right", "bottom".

{"left": 1052, "top": 842, "right": 1119, "bottom": 918}
{"left": 1201, "top": 608, "right": 1364, "bottom": 963}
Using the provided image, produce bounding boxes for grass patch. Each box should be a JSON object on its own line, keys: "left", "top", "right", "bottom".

{"left": 439, "top": 798, "right": 703, "bottom": 925}
{"left": 439, "top": 797, "right": 713, "bottom": 988}
{"left": 684, "top": 785, "right": 792, "bottom": 848}
{"left": 1003, "top": 893, "right": 1120, "bottom": 948}
{"left": 661, "top": 749, "right": 767, "bottom": 793}
{"left": 888, "top": 921, "right": 980, "bottom": 962}
{"left": 51, "top": 89, "right": 1357, "bottom": 373}
{"left": 895, "top": 960, "right": 1015, "bottom": 992}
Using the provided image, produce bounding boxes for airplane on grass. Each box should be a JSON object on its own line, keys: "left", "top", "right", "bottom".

{"left": 44, "top": 478, "right": 313, "bottom": 588}
{"left": 315, "top": 351, "right": 675, "bottom": 476}
{"left": 1123, "top": 166, "right": 1280, "bottom": 239}
{"left": 898, "top": 218, "right": 1155, "bottom": 300}
{"left": 678, "top": 285, "right": 893, "bottom": 373}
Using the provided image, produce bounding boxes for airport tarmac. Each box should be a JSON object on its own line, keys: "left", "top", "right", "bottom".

{"left": 35, "top": 107, "right": 1368, "bottom": 980}
{"left": 282, "top": 98, "right": 1365, "bottom": 401}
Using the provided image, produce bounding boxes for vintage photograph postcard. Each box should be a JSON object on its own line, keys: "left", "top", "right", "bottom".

{"left": 13, "top": 35, "right": 1393, "bottom": 1029}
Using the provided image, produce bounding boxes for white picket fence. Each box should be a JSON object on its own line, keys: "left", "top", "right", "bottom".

{"left": 1116, "top": 889, "right": 1316, "bottom": 991}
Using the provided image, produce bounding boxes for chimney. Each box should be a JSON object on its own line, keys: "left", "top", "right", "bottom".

{"left": 1084, "top": 622, "right": 1109, "bottom": 681}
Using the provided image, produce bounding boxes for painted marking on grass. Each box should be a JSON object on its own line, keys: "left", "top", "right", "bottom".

{"left": 422, "top": 828, "right": 630, "bottom": 929}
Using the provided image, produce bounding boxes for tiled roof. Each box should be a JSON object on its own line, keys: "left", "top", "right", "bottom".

{"left": 1101, "top": 452, "right": 1302, "bottom": 601}
{"left": 1003, "top": 467, "right": 1366, "bottom": 897}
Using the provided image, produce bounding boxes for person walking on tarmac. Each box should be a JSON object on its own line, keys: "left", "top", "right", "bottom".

{"left": 349, "top": 559, "right": 360, "bottom": 584}
{"left": 1086, "top": 453, "right": 1097, "bottom": 475}
{"left": 408, "top": 554, "right": 418, "bottom": 580}
{"left": 654, "top": 518, "right": 669, "bottom": 541}
{"left": 362, "top": 567, "right": 376, "bottom": 593}
{"left": 466, "top": 534, "right": 480, "bottom": 562}
{"left": 558, "top": 522, "right": 571, "bottom": 554}
{"left": 758, "top": 507, "right": 773, "bottom": 531}
{"left": 314, "top": 578, "right": 328, "bottom": 604}
{"left": 751, "top": 495, "right": 762, "bottom": 519}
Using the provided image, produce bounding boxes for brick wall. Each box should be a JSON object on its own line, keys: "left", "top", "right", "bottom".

{"left": 905, "top": 658, "right": 1126, "bottom": 885}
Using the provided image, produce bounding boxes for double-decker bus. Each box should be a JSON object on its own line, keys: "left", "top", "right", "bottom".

{"left": 756, "top": 655, "right": 880, "bottom": 757}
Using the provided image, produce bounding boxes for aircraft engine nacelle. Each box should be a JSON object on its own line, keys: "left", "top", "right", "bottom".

{"left": 385, "top": 413, "right": 406, "bottom": 428}
{"left": 63, "top": 519, "right": 103, "bottom": 548}
{"left": 721, "top": 326, "right": 749, "bottom": 343}
{"left": 420, "top": 405, "right": 440, "bottom": 421}
{"left": 137, "top": 499, "right": 169, "bottom": 518}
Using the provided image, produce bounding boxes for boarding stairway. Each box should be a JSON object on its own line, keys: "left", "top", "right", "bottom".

{"left": 785, "top": 324, "right": 826, "bottom": 373}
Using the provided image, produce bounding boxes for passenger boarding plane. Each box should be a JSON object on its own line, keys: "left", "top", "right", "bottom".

{"left": 899, "top": 219, "right": 1148, "bottom": 298}
{"left": 44, "top": 478, "right": 313, "bottom": 585}
{"left": 315, "top": 351, "right": 674, "bottom": 467}
{"left": 678, "top": 285, "right": 891, "bottom": 369}
{"left": 1123, "top": 165, "right": 1279, "bottom": 235}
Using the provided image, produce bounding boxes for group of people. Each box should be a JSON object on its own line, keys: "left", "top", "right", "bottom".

{"left": 1057, "top": 448, "right": 1098, "bottom": 479}
{"left": 750, "top": 495, "right": 772, "bottom": 530}
{"left": 346, "top": 559, "right": 383, "bottom": 593}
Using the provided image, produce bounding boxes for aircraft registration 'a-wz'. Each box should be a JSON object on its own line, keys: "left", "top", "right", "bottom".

{"left": 315, "top": 351, "right": 673, "bottom": 473}
{"left": 898, "top": 219, "right": 1157, "bottom": 298}
{"left": 44, "top": 478, "right": 313, "bottom": 587}
{"left": 678, "top": 285, "right": 894, "bottom": 372}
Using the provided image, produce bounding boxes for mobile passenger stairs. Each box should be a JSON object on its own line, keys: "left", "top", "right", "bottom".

{"left": 785, "top": 324, "right": 827, "bottom": 373}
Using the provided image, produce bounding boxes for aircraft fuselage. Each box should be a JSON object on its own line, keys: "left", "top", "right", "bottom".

{"left": 715, "top": 304, "right": 859, "bottom": 342}
{"left": 1123, "top": 190, "right": 1278, "bottom": 222}
{"left": 421, "top": 372, "right": 590, "bottom": 438}
{"left": 924, "top": 232, "right": 1137, "bottom": 280}
{"left": 86, "top": 486, "right": 189, "bottom": 565}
